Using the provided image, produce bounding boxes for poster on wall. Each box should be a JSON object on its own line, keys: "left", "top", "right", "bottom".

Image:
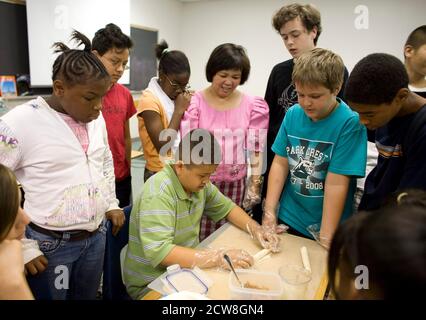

{"left": 0, "top": 75, "right": 18, "bottom": 97}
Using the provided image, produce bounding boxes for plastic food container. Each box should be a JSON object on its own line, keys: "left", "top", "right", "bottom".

{"left": 228, "top": 269, "right": 283, "bottom": 300}
{"left": 165, "top": 268, "right": 209, "bottom": 294}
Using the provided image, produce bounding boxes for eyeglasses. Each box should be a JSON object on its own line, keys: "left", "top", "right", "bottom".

{"left": 164, "top": 74, "right": 191, "bottom": 93}
{"left": 107, "top": 57, "right": 129, "bottom": 71}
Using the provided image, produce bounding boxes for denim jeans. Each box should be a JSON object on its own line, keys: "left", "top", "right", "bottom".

{"left": 102, "top": 205, "right": 132, "bottom": 300}
{"left": 26, "top": 221, "right": 107, "bottom": 300}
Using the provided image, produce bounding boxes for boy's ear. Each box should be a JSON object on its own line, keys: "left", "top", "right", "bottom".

{"left": 52, "top": 80, "right": 65, "bottom": 97}
{"left": 310, "top": 26, "right": 318, "bottom": 41}
{"left": 174, "top": 160, "right": 184, "bottom": 175}
{"left": 333, "top": 85, "right": 341, "bottom": 97}
{"left": 404, "top": 45, "right": 413, "bottom": 59}
{"left": 394, "top": 88, "right": 410, "bottom": 105}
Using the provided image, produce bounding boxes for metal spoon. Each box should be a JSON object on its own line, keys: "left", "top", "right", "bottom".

{"left": 223, "top": 254, "right": 244, "bottom": 288}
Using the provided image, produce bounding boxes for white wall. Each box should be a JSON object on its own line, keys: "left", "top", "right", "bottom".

{"left": 130, "top": 0, "right": 183, "bottom": 49}
{"left": 180, "top": 0, "right": 426, "bottom": 96}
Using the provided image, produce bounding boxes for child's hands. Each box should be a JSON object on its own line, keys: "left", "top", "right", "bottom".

{"left": 307, "top": 223, "right": 331, "bottom": 250}
{"left": 217, "top": 249, "right": 254, "bottom": 269}
{"left": 242, "top": 176, "right": 262, "bottom": 211}
{"left": 25, "top": 255, "right": 48, "bottom": 276}
{"left": 106, "top": 209, "right": 125, "bottom": 236}
{"left": 174, "top": 91, "right": 192, "bottom": 116}
{"left": 246, "top": 222, "right": 281, "bottom": 253}
{"left": 193, "top": 248, "right": 254, "bottom": 269}
{"left": 262, "top": 204, "right": 288, "bottom": 234}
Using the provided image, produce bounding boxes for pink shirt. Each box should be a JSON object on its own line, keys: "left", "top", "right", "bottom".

{"left": 58, "top": 112, "right": 89, "bottom": 154}
{"left": 181, "top": 91, "right": 269, "bottom": 182}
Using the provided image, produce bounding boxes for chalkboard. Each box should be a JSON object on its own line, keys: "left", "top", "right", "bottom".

{"left": 0, "top": 1, "right": 29, "bottom": 76}
{"left": 130, "top": 26, "right": 158, "bottom": 91}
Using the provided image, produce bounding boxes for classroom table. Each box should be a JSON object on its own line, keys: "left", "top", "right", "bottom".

{"left": 200, "top": 223, "right": 328, "bottom": 300}
{"left": 143, "top": 223, "right": 329, "bottom": 300}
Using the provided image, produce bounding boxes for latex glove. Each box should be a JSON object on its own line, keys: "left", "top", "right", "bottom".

{"left": 246, "top": 222, "right": 281, "bottom": 253}
{"left": 242, "top": 176, "right": 262, "bottom": 211}
{"left": 307, "top": 223, "right": 331, "bottom": 250}
{"left": 262, "top": 203, "right": 288, "bottom": 234}
{"left": 194, "top": 248, "right": 254, "bottom": 270}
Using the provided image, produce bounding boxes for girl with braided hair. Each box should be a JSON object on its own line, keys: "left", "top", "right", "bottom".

{"left": 0, "top": 30, "right": 124, "bottom": 299}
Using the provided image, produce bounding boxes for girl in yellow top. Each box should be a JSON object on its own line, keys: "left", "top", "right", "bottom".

{"left": 137, "top": 40, "right": 192, "bottom": 181}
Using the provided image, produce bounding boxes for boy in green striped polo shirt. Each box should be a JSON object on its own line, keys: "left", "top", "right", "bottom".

{"left": 123, "top": 129, "right": 280, "bottom": 299}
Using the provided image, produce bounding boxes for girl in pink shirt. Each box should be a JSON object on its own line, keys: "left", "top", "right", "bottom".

{"left": 181, "top": 43, "right": 269, "bottom": 240}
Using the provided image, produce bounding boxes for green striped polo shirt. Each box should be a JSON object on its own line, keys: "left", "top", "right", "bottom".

{"left": 123, "top": 163, "right": 235, "bottom": 299}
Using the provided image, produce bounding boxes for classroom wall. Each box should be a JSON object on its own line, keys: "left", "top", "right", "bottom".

{"left": 179, "top": 0, "right": 426, "bottom": 96}
{"left": 130, "top": 0, "right": 183, "bottom": 49}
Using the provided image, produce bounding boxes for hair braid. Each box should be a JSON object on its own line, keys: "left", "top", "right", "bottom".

{"left": 51, "top": 29, "right": 110, "bottom": 86}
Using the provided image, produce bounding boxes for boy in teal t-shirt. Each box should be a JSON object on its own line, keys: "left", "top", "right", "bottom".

{"left": 123, "top": 129, "right": 280, "bottom": 299}
{"left": 263, "top": 48, "right": 366, "bottom": 248}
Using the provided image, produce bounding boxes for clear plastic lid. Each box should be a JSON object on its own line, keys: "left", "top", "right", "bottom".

{"left": 165, "top": 269, "right": 209, "bottom": 294}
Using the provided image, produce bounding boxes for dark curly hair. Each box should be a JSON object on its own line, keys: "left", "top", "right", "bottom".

{"left": 205, "top": 43, "right": 250, "bottom": 85}
{"left": 92, "top": 23, "right": 133, "bottom": 55}
{"left": 328, "top": 190, "right": 426, "bottom": 299}
{"left": 344, "top": 53, "right": 409, "bottom": 105}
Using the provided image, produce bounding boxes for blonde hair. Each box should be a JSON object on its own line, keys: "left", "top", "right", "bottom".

{"left": 292, "top": 48, "right": 344, "bottom": 92}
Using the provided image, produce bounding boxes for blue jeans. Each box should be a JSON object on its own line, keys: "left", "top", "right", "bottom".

{"left": 102, "top": 205, "right": 132, "bottom": 300}
{"left": 26, "top": 222, "right": 107, "bottom": 300}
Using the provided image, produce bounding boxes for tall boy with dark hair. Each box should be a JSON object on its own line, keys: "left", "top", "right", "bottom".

{"left": 404, "top": 25, "right": 426, "bottom": 98}
{"left": 253, "top": 3, "right": 349, "bottom": 222}
{"left": 345, "top": 53, "right": 426, "bottom": 211}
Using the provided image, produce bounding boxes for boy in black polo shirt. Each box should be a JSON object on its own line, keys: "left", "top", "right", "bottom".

{"left": 345, "top": 53, "right": 426, "bottom": 210}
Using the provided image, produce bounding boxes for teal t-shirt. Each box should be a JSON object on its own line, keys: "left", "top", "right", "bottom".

{"left": 272, "top": 99, "right": 367, "bottom": 237}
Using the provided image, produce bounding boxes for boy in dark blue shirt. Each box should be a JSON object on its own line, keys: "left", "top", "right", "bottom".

{"left": 345, "top": 53, "right": 426, "bottom": 210}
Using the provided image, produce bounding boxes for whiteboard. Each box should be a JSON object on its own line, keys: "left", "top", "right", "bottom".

{"left": 26, "top": 0, "right": 130, "bottom": 87}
